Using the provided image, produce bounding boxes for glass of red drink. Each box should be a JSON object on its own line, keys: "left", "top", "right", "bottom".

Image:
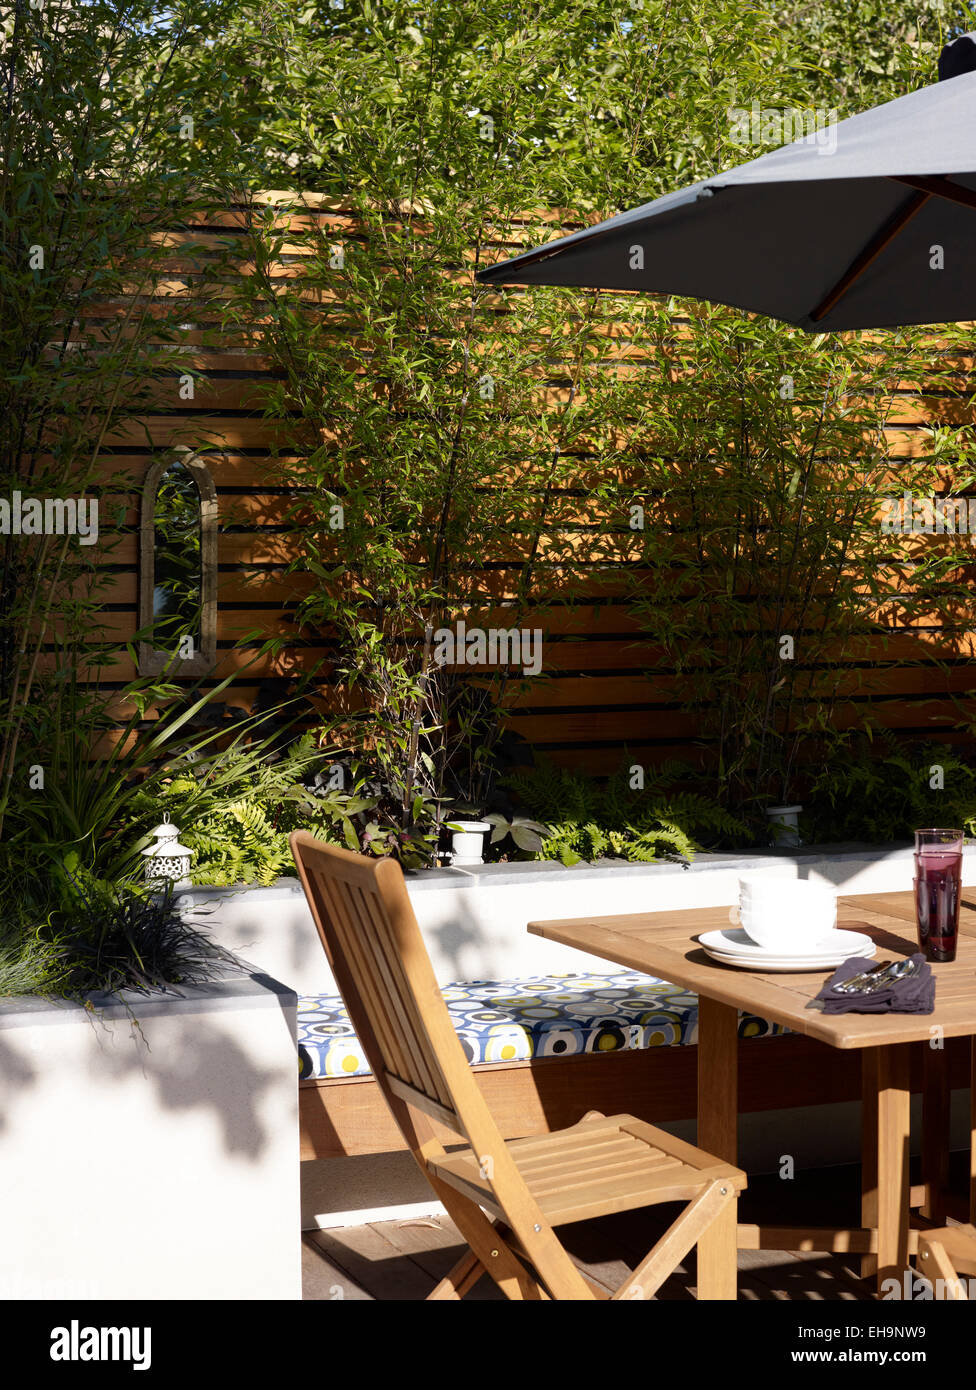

{"left": 914, "top": 829, "right": 964, "bottom": 963}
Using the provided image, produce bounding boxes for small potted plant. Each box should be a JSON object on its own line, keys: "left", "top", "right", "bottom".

{"left": 444, "top": 818, "right": 494, "bottom": 866}
{"left": 765, "top": 803, "right": 803, "bottom": 847}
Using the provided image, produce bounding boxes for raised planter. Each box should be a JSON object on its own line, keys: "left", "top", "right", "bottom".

{"left": 0, "top": 972, "right": 300, "bottom": 1300}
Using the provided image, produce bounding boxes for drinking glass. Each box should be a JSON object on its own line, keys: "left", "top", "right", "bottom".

{"left": 914, "top": 829, "right": 963, "bottom": 963}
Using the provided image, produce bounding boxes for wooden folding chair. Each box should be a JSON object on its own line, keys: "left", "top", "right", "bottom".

{"left": 291, "top": 832, "right": 747, "bottom": 1300}
{"left": 916, "top": 1224, "right": 976, "bottom": 1299}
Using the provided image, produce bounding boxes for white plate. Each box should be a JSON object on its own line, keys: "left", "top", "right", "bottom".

{"left": 702, "top": 948, "right": 877, "bottom": 972}
{"left": 700, "top": 926, "right": 872, "bottom": 957}
{"left": 698, "top": 927, "right": 876, "bottom": 972}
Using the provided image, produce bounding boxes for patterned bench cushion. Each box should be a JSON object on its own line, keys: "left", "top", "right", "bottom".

{"left": 298, "top": 970, "right": 784, "bottom": 1081}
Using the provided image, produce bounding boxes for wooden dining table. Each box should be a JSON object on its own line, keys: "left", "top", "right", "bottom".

{"left": 528, "top": 888, "right": 976, "bottom": 1297}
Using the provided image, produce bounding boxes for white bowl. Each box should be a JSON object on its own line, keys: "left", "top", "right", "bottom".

{"left": 737, "top": 879, "right": 836, "bottom": 952}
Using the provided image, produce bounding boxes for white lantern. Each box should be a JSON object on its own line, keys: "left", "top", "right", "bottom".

{"left": 142, "top": 812, "right": 192, "bottom": 887}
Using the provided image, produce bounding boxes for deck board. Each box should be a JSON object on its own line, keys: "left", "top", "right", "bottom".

{"left": 303, "top": 1155, "right": 974, "bottom": 1299}
{"left": 301, "top": 1233, "right": 374, "bottom": 1301}
{"left": 302, "top": 1163, "right": 900, "bottom": 1300}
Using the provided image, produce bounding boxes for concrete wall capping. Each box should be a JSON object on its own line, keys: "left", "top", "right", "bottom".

{"left": 170, "top": 839, "right": 972, "bottom": 902}
{"left": 0, "top": 970, "right": 297, "bottom": 1031}
{"left": 402, "top": 840, "right": 934, "bottom": 889}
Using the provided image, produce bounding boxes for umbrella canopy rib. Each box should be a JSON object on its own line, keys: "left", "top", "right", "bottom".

{"left": 891, "top": 175, "right": 976, "bottom": 213}
{"left": 810, "top": 188, "right": 930, "bottom": 323}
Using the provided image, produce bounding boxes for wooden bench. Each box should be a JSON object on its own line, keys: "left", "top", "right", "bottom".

{"left": 299, "top": 1003, "right": 973, "bottom": 1160}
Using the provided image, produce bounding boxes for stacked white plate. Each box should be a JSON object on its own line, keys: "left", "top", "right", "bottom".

{"left": 699, "top": 925, "right": 876, "bottom": 972}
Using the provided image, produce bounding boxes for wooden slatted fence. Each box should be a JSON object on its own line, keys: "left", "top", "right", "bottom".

{"left": 72, "top": 193, "right": 976, "bottom": 774}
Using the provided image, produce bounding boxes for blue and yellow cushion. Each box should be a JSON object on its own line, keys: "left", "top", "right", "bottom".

{"left": 297, "top": 971, "right": 783, "bottom": 1081}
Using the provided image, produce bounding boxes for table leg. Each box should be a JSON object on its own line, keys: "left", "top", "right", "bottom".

{"left": 921, "top": 1040, "right": 949, "bottom": 1224}
{"left": 875, "top": 1043, "right": 912, "bottom": 1296}
{"left": 696, "top": 996, "right": 738, "bottom": 1300}
{"left": 860, "top": 1051, "right": 879, "bottom": 1280}
{"left": 697, "top": 995, "right": 738, "bottom": 1161}
{"left": 970, "top": 1038, "right": 976, "bottom": 1225}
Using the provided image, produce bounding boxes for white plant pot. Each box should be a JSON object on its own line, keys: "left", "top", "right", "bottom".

{"left": 765, "top": 804, "right": 803, "bottom": 848}
{"left": 447, "top": 820, "right": 491, "bottom": 866}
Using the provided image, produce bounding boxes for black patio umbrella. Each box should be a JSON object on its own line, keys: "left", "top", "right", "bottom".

{"left": 477, "top": 34, "right": 976, "bottom": 333}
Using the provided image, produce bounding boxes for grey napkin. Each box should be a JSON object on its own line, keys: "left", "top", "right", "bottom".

{"left": 816, "top": 953, "right": 935, "bottom": 1014}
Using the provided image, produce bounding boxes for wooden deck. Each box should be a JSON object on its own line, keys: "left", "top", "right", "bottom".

{"left": 303, "top": 1161, "right": 889, "bottom": 1300}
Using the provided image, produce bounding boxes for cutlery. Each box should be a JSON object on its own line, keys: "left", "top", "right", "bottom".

{"left": 842, "top": 958, "right": 920, "bottom": 995}
{"left": 834, "top": 959, "right": 892, "bottom": 994}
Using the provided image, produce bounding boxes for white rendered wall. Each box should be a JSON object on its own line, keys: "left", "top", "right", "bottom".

{"left": 176, "top": 843, "right": 976, "bottom": 997}
{"left": 0, "top": 979, "right": 300, "bottom": 1299}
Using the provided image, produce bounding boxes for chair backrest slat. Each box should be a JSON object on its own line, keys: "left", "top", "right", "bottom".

{"left": 318, "top": 872, "right": 417, "bottom": 1088}
{"left": 354, "top": 881, "right": 450, "bottom": 1106}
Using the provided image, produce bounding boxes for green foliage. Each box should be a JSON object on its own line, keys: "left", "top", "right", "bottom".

{"left": 803, "top": 734, "right": 976, "bottom": 845}
{"left": 130, "top": 735, "right": 452, "bottom": 881}
{"left": 0, "top": 930, "right": 49, "bottom": 998}
{"left": 131, "top": 735, "right": 331, "bottom": 888}
{"left": 135, "top": 737, "right": 360, "bottom": 885}
{"left": 39, "top": 881, "right": 240, "bottom": 1002}
{"left": 5, "top": 0, "right": 974, "bottom": 1007}
{"left": 162, "top": 0, "right": 975, "bottom": 203}
{"left": 485, "top": 812, "right": 548, "bottom": 854}
{"left": 199, "top": 1, "right": 813, "bottom": 829}
{"left": 502, "top": 760, "right": 750, "bottom": 865}
{"left": 618, "top": 306, "right": 976, "bottom": 822}
{"left": 1, "top": 668, "right": 271, "bottom": 899}
{"left": 194, "top": 0, "right": 976, "bottom": 829}
{"left": 781, "top": 0, "right": 959, "bottom": 109}
{"left": 0, "top": 0, "right": 228, "bottom": 828}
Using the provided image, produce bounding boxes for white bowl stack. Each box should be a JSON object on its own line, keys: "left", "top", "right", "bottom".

{"left": 737, "top": 874, "right": 837, "bottom": 952}
{"left": 698, "top": 876, "right": 871, "bottom": 971}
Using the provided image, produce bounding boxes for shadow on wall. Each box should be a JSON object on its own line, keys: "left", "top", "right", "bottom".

{"left": 0, "top": 1030, "right": 36, "bottom": 1136}
{"left": 0, "top": 973, "right": 296, "bottom": 1162}
{"left": 424, "top": 899, "right": 495, "bottom": 984}
{"left": 795, "top": 842, "right": 918, "bottom": 893}
{"left": 181, "top": 888, "right": 320, "bottom": 985}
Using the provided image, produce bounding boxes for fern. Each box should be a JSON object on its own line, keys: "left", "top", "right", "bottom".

{"left": 127, "top": 735, "right": 378, "bottom": 887}
{"left": 503, "top": 758, "right": 750, "bottom": 865}
{"left": 805, "top": 734, "right": 976, "bottom": 844}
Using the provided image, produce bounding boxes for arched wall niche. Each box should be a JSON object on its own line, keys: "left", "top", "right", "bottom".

{"left": 138, "top": 447, "right": 218, "bottom": 677}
